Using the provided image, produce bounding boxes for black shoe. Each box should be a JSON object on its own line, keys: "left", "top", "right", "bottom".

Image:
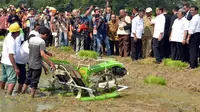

{"left": 132, "top": 58, "right": 137, "bottom": 61}
{"left": 187, "top": 66, "right": 196, "bottom": 70}
{"left": 155, "top": 61, "right": 162, "bottom": 64}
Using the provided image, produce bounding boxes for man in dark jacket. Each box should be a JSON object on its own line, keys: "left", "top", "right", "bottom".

{"left": 162, "top": 9, "right": 171, "bottom": 58}
{"left": 7, "top": 10, "right": 21, "bottom": 27}
{"left": 183, "top": 3, "right": 193, "bottom": 21}
{"left": 183, "top": 3, "right": 192, "bottom": 62}
{"left": 170, "top": 6, "right": 179, "bottom": 32}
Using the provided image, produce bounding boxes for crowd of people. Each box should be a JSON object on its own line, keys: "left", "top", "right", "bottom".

{"left": 0, "top": 3, "right": 200, "bottom": 97}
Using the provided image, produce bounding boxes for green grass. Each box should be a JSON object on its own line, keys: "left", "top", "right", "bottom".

{"left": 59, "top": 46, "right": 73, "bottom": 52}
{"left": 144, "top": 75, "right": 166, "bottom": 85}
{"left": 163, "top": 59, "right": 188, "bottom": 68}
{"left": 78, "top": 50, "right": 99, "bottom": 59}
{"left": 0, "top": 36, "right": 4, "bottom": 41}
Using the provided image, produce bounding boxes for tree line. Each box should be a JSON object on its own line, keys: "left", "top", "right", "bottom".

{"left": 0, "top": 0, "right": 199, "bottom": 14}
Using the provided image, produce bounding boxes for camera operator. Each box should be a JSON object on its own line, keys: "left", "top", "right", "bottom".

{"left": 92, "top": 7, "right": 111, "bottom": 56}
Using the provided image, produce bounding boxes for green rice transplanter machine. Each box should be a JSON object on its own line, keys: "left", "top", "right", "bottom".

{"left": 50, "top": 58, "right": 128, "bottom": 100}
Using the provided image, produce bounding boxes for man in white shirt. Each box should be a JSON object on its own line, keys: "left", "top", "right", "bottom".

{"left": 186, "top": 6, "right": 200, "bottom": 69}
{"left": 0, "top": 23, "right": 20, "bottom": 95}
{"left": 169, "top": 9, "right": 189, "bottom": 61}
{"left": 117, "top": 9, "right": 131, "bottom": 57}
{"left": 29, "top": 23, "right": 40, "bottom": 37}
{"left": 152, "top": 7, "right": 166, "bottom": 64}
{"left": 131, "top": 9, "right": 145, "bottom": 61}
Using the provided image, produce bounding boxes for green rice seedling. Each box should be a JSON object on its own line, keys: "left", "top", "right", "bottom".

{"left": 50, "top": 58, "right": 70, "bottom": 65}
{"left": 163, "top": 59, "right": 188, "bottom": 68}
{"left": 78, "top": 50, "right": 98, "bottom": 59}
{"left": 60, "top": 46, "right": 73, "bottom": 52}
{"left": 144, "top": 75, "right": 166, "bottom": 85}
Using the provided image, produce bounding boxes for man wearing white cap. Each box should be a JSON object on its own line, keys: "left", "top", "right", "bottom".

{"left": 142, "top": 7, "right": 154, "bottom": 58}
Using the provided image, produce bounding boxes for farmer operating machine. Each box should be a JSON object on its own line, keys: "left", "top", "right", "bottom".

{"left": 50, "top": 59, "right": 128, "bottom": 99}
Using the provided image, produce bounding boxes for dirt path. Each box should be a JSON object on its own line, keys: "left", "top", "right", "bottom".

{"left": 1, "top": 48, "right": 200, "bottom": 112}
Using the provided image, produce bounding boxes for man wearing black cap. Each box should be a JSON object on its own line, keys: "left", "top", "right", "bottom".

{"left": 22, "top": 26, "right": 55, "bottom": 98}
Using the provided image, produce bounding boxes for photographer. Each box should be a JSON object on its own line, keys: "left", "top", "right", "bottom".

{"left": 73, "top": 14, "right": 88, "bottom": 53}
{"left": 92, "top": 7, "right": 111, "bottom": 56}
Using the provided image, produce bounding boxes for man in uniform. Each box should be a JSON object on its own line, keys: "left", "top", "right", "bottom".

{"left": 142, "top": 7, "right": 154, "bottom": 58}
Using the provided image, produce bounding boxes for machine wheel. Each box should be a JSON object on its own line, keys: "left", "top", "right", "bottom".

{"left": 90, "top": 72, "right": 118, "bottom": 96}
{"left": 52, "top": 64, "right": 85, "bottom": 94}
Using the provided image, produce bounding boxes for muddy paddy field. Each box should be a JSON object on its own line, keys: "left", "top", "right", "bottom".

{"left": 1, "top": 47, "right": 200, "bottom": 112}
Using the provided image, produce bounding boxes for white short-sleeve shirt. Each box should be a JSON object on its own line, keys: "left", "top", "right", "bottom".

{"left": 1, "top": 34, "right": 16, "bottom": 66}
{"left": 188, "top": 14, "right": 200, "bottom": 34}
{"left": 171, "top": 17, "right": 189, "bottom": 42}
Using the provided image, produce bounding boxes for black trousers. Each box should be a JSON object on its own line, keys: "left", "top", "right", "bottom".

{"left": 17, "top": 64, "right": 26, "bottom": 85}
{"left": 183, "top": 44, "right": 190, "bottom": 62}
{"left": 131, "top": 38, "right": 142, "bottom": 60}
{"left": 25, "top": 68, "right": 42, "bottom": 89}
{"left": 189, "top": 33, "right": 200, "bottom": 68}
{"left": 0, "top": 29, "right": 8, "bottom": 37}
{"left": 162, "top": 35, "right": 171, "bottom": 58}
{"left": 84, "top": 36, "right": 91, "bottom": 50}
{"left": 170, "top": 42, "right": 184, "bottom": 61}
{"left": 110, "top": 40, "right": 119, "bottom": 55}
{"left": 152, "top": 38, "right": 162, "bottom": 62}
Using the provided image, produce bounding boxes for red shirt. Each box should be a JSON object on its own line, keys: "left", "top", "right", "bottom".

{"left": 0, "top": 15, "right": 8, "bottom": 30}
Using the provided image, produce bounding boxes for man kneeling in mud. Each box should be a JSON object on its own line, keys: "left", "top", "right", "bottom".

{"left": 22, "top": 26, "right": 55, "bottom": 98}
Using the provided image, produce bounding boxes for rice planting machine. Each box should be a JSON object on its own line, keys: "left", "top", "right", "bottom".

{"left": 50, "top": 58, "right": 128, "bottom": 100}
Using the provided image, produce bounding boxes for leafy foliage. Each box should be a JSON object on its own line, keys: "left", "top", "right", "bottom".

{"left": 144, "top": 75, "right": 166, "bottom": 85}
{"left": 0, "top": 0, "right": 196, "bottom": 13}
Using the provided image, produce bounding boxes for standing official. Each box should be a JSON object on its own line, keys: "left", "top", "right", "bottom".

{"left": 117, "top": 9, "right": 131, "bottom": 57}
{"left": 131, "top": 9, "right": 145, "bottom": 61}
{"left": 152, "top": 7, "right": 166, "bottom": 64}
{"left": 183, "top": 3, "right": 193, "bottom": 21}
{"left": 143, "top": 7, "right": 154, "bottom": 58}
{"left": 169, "top": 9, "right": 188, "bottom": 61}
{"left": 170, "top": 7, "right": 179, "bottom": 32}
{"left": 187, "top": 6, "right": 200, "bottom": 69}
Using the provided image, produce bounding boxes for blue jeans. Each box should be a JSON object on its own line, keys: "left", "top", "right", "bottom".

{"left": 96, "top": 34, "right": 111, "bottom": 56}
{"left": 59, "top": 32, "right": 68, "bottom": 46}
{"left": 92, "top": 35, "right": 98, "bottom": 52}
